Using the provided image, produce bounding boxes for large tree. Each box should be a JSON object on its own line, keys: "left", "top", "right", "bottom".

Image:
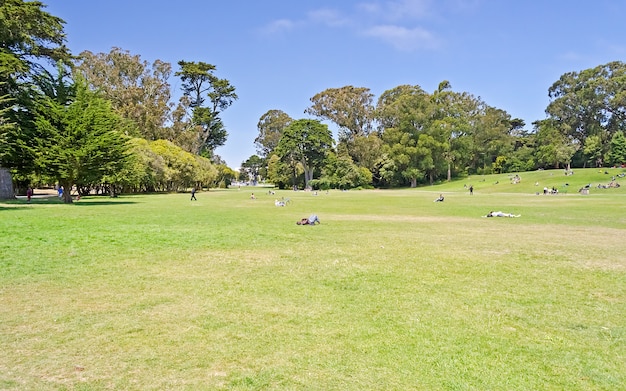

{"left": 375, "top": 84, "right": 431, "bottom": 186}
{"left": 32, "top": 77, "right": 130, "bottom": 202}
{"left": 305, "top": 86, "right": 374, "bottom": 141}
{"left": 305, "top": 86, "right": 375, "bottom": 168}
{"left": 275, "top": 119, "right": 333, "bottom": 189}
{"left": 254, "top": 109, "right": 292, "bottom": 158}
{"left": 175, "top": 61, "right": 237, "bottom": 156}
{"left": 0, "top": 0, "right": 69, "bottom": 94}
{"left": 547, "top": 61, "right": 626, "bottom": 163}
{"left": 240, "top": 154, "right": 264, "bottom": 185}
{"left": 0, "top": 0, "right": 70, "bottom": 188}
{"left": 73, "top": 48, "right": 174, "bottom": 141}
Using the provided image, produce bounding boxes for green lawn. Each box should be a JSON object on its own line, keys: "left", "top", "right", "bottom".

{"left": 1, "top": 168, "right": 625, "bottom": 390}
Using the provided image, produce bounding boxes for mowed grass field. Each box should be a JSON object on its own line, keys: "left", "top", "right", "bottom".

{"left": 1, "top": 168, "right": 625, "bottom": 390}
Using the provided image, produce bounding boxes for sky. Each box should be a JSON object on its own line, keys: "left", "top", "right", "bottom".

{"left": 42, "top": 0, "right": 626, "bottom": 169}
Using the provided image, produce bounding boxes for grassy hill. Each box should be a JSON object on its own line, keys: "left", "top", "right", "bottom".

{"left": 430, "top": 167, "right": 626, "bottom": 195}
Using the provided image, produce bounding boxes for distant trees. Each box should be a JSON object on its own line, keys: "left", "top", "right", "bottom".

{"left": 254, "top": 109, "right": 292, "bottom": 159}
{"left": 546, "top": 61, "right": 626, "bottom": 167}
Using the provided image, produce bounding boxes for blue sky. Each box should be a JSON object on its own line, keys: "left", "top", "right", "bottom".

{"left": 43, "top": 0, "right": 626, "bottom": 169}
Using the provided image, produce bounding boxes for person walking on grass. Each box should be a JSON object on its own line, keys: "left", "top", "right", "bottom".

{"left": 190, "top": 187, "right": 197, "bottom": 201}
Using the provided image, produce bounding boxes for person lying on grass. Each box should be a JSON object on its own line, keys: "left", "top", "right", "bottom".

{"left": 485, "top": 211, "right": 521, "bottom": 218}
{"left": 297, "top": 214, "right": 321, "bottom": 225}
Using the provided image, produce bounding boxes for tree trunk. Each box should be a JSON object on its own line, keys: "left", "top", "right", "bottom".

{"left": 0, "top": 167, "right": 15, "bottom": 199}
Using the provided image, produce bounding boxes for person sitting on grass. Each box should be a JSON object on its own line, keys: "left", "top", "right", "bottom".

{"left": 297, "top": 214, "right": 321, "bottom": 225}
{"left": 434, "top": 194, "right": 444, "bottom": 202}
{"left": 485, "top": 211, "right": 521, "bottom": 218}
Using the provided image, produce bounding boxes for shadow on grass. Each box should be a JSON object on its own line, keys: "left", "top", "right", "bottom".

{"left": 73, "top": 200, "right": 138, "bottom": 206}
{"left": 2, "top": 197, "right": 138, "bottom": 207}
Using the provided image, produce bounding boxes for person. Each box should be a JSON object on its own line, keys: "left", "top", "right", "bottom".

{"left": 434, "top": 194, "right": 444, "bottom": 202}
{"left": 297, "top": 214, "right": 321, "bottom": 225}
{"left": 275, "top": 199, "right": 286, "bottom": 207}
{"left": 250, "top": 193, "right": 256, "bottom": 199}
{"left": 486, "top": 211, "right": 521, "bottom": 218}
{"left": 58, "top": 186, "right": 63, "bottom": 198}
{"left": 190, "top": 187, "right": 197, "bottom": 201}
{"left": 26, "top": 187, "right": 33, "bottom": 203}
{"left": 469, "top": 185, "right": 473, "bottom": 195}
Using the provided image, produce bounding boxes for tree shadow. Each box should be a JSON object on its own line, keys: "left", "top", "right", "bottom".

{"left": 73, "top": 200, "right": 138, "bottom": 206}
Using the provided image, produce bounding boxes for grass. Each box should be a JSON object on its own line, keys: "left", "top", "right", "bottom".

{"left": 1, "top": 168, "right": 625, "bottom": 390}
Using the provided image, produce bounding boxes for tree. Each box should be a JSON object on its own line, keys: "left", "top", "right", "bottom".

{"left": 73, "top": 48, "right": 174, "bottom": 141}
{"left": 275, "top": 119, "right": 333, "bottom": 189}
{"left": 0, "top": 0, "right": 70, "bottom": 94}
{"left": 305, "top": 86, "right": 374, "bottom": 141}
{"left": 306, "top": 86, "right": 375, "bottom": 167}
{"left": 375, "top": 84, "right": 431, "bottom": 186}
{"left": 318, "top": 151, "right": 372, "bottom": 190}
{"left": 254, "top": 109, "right": 292, "bottom": 158}
{"left": 0, "top": 90, "right": 16, "bottom": 198}
{"left": 32, "top": 78, "right": 130, "bottom": 202}
{"left": 0, "top": 0, "right": 70, "bottom": 189}
{"left": 428, "top": 81, "right": 481, "bottom": 181}
{"left": 240, "top": 155, "right": 263, "bottom": 185}
{"left": 606, "top": 131, "right": 626, "bottom": 166}
{"left": 175, "top": 61, "right": 237, "bottom": 155}
{"left": 533, "top": 119, "right": 578, "bottom": 170}
{"left": 583, "top": 135, "right": 604, "bottom": 168}
{"left": 546, "top": 61, "right": 626, "bottom": 156}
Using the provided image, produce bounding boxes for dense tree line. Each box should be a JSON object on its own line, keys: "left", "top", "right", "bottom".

{"left": 0, "top": 0, "right": 236, "bottom": 201}
{"left": 3, "top": 1, "right": 626, "bottom": 198}
{"left": 251, "top": 67, "right": 626, "bottom": 189}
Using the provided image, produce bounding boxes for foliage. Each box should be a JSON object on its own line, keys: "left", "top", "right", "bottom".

{"left": 240, "top": 154, "right": 263, "bottom": 185}
{"left": 32, "top": 77, "right": 131, "bottom": 202}
{"left": 547, "top": 61, "right": 626, "bottom": 166}
{"left": 73, "top": 48, "right": 175, "bottom": 141}
{"left": 275, "top": 119, "right": 333, "bottom": 189}
{"left": 0, "top": 0, "right": 70, "bottom": 93}
{"left": 176, "top": 61, "right": 237, "bottom": 155}
{"left": 266, "top": 153, "right": 296, "bottom": 189}
{"left": 606, "top": 131, "right": 626, "bottom": 166}
{"left": 305, "top": 85, "right": 375, "bottom": 141}
{"left": 254, "top": 109, "right": 292, "bottom": 158}
{"left": 317, "top": 151, "right": 372, "bottom": 190}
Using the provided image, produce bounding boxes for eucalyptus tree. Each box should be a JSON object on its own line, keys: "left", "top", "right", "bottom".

{"left": 74, "top": 48, "right": 174, "bottom": 141}
{"left": 275, "top": 119, "right": 333, "bottom": 189}
{"left": 305, "top": 86, "right": 376, "bottom": 167}
{"left": 254, "top": 109, "right": 292, "bottom": 159}
{"left": 428, "top": 81, "right": 481, "bottom": 181}
{"left": 375, "top": 84, "right": 431, "bottom": 187}
{"left": 471, "top": 106, "right": 518, "bottom": 173}
{"left": 533, "top": 119, "right": 578, "bottom": 170}
{"left": 547, "top": 61, "right": 626, "bottom": 165}
{"left": 175, "top": 61, "right": 237, "bottom": 156}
